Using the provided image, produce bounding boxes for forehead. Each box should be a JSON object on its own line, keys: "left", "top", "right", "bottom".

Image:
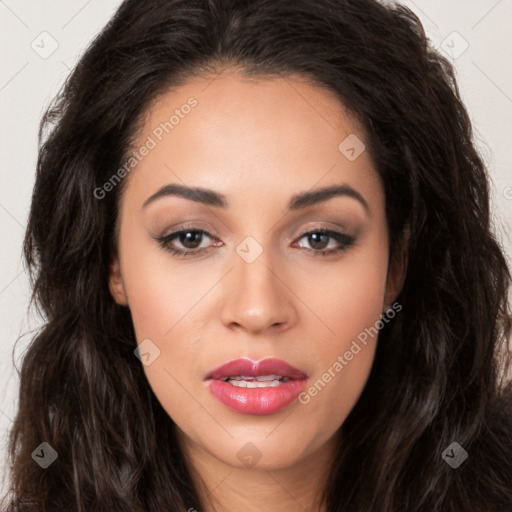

{"left": 122, "top": 71, "right": 383, "bottom": 213}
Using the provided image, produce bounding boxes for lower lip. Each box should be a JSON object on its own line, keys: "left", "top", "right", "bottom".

{"left": 207, "top": 379, "right": 308, "bottom": 415}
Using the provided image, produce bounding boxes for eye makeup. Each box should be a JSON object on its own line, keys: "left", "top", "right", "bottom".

{"left": 154, "top": 224, "right": 357, "bottom": 258}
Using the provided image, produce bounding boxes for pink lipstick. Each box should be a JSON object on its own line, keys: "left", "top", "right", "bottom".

{"left": 204, "top": 357, "right": 308, "bottom": 415}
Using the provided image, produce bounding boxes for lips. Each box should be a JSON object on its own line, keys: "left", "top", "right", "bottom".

{"left": 204, "top": 357, "right": 308, "bottom": 415}
{"left": 205, "top": 357, "right": 308, "bottom": 381}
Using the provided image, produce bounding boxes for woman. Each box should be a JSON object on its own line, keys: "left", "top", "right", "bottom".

{"left": 3, "top": 0, "right": 512, "bottom": 510}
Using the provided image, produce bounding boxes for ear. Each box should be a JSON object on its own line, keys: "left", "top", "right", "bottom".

{"left": 108, "top": 257, "right": 129, "bottom": 306}
{"left": 383, "top": 227, "right": 409, "bottom": 310}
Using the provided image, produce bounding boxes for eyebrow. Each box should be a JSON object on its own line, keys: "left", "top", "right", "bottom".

{"left": 142, "top": 183, "right": 369, "bottom": 214}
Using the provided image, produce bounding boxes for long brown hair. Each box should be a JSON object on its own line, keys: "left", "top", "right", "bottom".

{"left": 3, "top": 0, "right": 512, "bottom": 510}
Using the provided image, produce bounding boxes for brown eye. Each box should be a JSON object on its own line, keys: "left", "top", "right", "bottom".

{"left": 156, "top": 227, "right": 217, "bottom": 256}
{"left": 306, "top": 232, "right": 330, "bottom": 250}
{"left": 294, "top": 228, "right": 356, "bottom": 256}
{"left": 177, "top": 231, "right": 204, "bottom": 249}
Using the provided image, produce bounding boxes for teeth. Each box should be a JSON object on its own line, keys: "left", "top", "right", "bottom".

{"left": 229, "top": 379, "right": 281, "bottom": 388}
{"left": 256, "top": 374, "right": 282, "bottom": 381}
{"left": 220, "top": 374, "right": 291, "bottom": 388}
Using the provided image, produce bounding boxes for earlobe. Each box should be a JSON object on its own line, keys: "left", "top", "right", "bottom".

{"left": 108, "top": 258, "right": 129, "bottom": 306}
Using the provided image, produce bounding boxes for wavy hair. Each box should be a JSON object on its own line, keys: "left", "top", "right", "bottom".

{"left": 3, "top": 0, "right": 512, "bottom": 510}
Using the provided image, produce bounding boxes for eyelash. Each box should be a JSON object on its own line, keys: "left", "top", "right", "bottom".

{"left": 156, "top": 225, "right": 356, "bottom": 258}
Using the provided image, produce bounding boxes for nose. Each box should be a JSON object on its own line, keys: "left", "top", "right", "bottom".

{"left": 220, "top": 248, "right": 298, "bottom": 335}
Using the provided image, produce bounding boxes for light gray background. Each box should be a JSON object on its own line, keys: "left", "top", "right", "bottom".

{"left": 1, "top": 0, "right": 511, "bottom": 493}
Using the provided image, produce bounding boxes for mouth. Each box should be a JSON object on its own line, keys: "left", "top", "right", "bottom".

{"left": 204, "top": 357, "right": 308, "bottom": 415}
{"left": 217, "top": 374, "right": 290, "bottom": 388}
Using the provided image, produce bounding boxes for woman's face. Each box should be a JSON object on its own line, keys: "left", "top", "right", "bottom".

{"left": 109, "top": 70, "right": 403, "bottom": 471}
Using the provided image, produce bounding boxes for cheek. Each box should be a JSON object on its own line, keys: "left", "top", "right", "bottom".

{"left": 119, "top": 225, "right": 198, "bottom": 337}
{"left": 297, "top": 230, "right": 389, "bottom": 344}
{"left": 294, "top": 236, "right": 388, "bottom": 426}
{"left": 121, "top": 254, "right": 207, "bottom": 426}
{"left": 297, "top": 303, "right": 380, "bottom": 440}
{"left": 117, "top": 229, "right": 213, "bottom": 421}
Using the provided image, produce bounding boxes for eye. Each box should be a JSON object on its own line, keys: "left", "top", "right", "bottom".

{"left": 293, "top": 228, "right": 356, "bottom": 256}
{"left": 156, "top": 226, "right": 218, "bottom": 257}
{"left": 155, "top": 226, "right": 356, "bottom": 258}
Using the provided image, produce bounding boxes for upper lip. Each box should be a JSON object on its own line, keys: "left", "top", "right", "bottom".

{"left": 204, "top": 357, "right": 308, "bottom": 381}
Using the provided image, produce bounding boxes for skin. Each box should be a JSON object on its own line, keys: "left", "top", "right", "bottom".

{"left": 109, "top": 69, "right": 406, "bottom": 512}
